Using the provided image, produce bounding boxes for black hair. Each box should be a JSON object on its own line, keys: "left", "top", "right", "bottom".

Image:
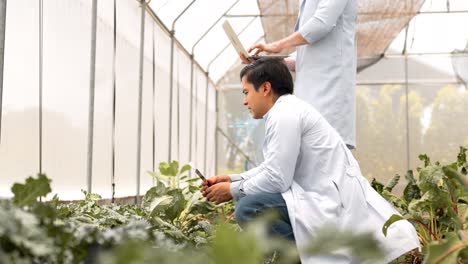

{"left": 239, "top": 58, "right": 294, "bottom": 96}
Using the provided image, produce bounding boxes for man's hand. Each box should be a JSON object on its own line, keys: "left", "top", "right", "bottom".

{"left": 201, "top": 175, "right": 231, "bottom": 196}
{"left": 240, "top": 53, "right": 255, "bottom": 64}
{"left": 203, "top": 182, "right": 233, "bottom": 204}
{"left": 248, "top": 41, "right": 283, "bottom": 55}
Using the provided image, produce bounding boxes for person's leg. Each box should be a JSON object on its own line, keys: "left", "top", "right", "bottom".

{"left": 235, "top": 193, "right": 295, "bottom": 241}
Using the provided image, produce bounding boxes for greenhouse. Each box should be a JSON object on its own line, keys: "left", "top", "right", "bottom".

{"left": 0, "top": 0, "right": 467, "bottom": 263}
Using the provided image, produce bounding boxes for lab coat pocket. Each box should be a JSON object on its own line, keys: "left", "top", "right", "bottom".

{"left": 296, "top": 191, "right": 341, "bottom": 234}
{"left": 332, "top": 165, "right": 369, "bottom": 229}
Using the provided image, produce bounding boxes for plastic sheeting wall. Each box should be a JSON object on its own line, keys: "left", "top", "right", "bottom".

{"left": 0, "top": 0, "right": 217, "bottom": 199}
{"left": 353, "top": 54, "right": 468, "bottom": 188}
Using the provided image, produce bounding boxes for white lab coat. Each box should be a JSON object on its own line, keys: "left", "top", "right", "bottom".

{"left": 231, "top": 95, "right": 420, "bottom": 263}
{"left": 294, "top": 0, "right": 357, "bottom": 147}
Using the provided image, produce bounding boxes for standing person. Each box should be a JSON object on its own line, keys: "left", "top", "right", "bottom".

{"left": 202, "top": 59, "right": 419, "bottom": 263}
{"left": 241, "top": 0, "right": 358, "bottom": 149}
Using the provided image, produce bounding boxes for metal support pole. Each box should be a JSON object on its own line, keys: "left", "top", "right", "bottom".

{"left": 87, "top": 0, "right": 98, "bottom": 193}
{"left": 168, "top": 34, "right": 174, "bottom": 163}
{"left": 111, "top": 0, "right": 117, "bottom": 203}
{"left": 168, "top": 0, "right": 196, "bottom": 163}
{"left": 189, "top": 55, "right": 194, "bottom": 169}
{"left": 135, "top": 0, "right": 146, "bottom": 204}
{"left": 0, "top": 0, "right": 6, "bottom": 144}
{"left": 176, "top": 55, "right": 180, "bottom": 161}
{"left": 403, "top": 25, "right": 410, "bottom": 172}
{"left": 152, "top": 24, "right": 156, "bottom": 173}
{"left": 203, "top": 72, "right": 209, "bottom": 173}
{"left": 39, "top": 0, "right": 43, "bottom": 173}
{"left": 214, "top": 88, "right": 218, "bottom": 174}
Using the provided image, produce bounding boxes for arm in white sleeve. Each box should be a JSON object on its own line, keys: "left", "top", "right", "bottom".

{"left": 242, "top": 112, "right": 302, "bottom": 194}
{"left": 299, "top": 0, "right": 349, "bottom": 44}
{"left": 229, "top": 165, "right": 265, "bottom": 182}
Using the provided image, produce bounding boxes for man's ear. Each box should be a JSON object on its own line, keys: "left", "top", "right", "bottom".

{"left": 263, "top": 81, "right": 272, "bottom": 96}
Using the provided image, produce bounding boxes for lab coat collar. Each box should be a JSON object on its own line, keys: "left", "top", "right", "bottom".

{"left": 262, "top": 94, "right": 291, "bottom": 120}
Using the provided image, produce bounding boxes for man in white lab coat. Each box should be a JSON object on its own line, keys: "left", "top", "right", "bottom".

{"left": 202, "top": 58, "right": 420, "bottom": 263}
{"left": 242, "top": 0, "right": 357, "bottom": 149}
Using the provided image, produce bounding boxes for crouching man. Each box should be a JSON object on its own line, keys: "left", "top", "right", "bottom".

{"left": 201, "top": 58, "right": 420, "bottom": 263}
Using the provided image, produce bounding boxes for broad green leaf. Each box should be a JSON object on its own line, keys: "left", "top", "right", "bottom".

{"left": 403, "top": 182, "right": 421, "bottom": 203}
{"left": 170, "top": 161, "right": 179, "bottom": 175}
{"left": 179, "top": 164, "right": 191, "bottom": 175}
{"left": 424, "top": 232, "right": 468, "bottom": 264}
{"left": 11, "top": 174, "right": 51, "bottom": 206}
{"left": 443, "top": 165, "right": 468, "bottom": 193}
{"left": 149, "top": 195, "right": 174, "bottom": 215}
{"left": 371, "top": 178, "right": 384, "bottom": 194}
{"left": 405, "top": 170, "right": 417, "bottom": 185}
{"left": 188, "top": 185, "right": 199, "bottom": 194}
{"left": 457, "top": 146, "right": 467, "bottom": 169}
{"left": 382, "top": 190, "right": 408, "bottom": 213}
{"left": 164, "top": 189, "right": 187, "bottom": 222}
{"left": 408, "top": 190, "right": 441, "bottom": 213}
{"left": 382, "top": 214, "right": 404, "bottom": 236}
{"left": 178, "top": 192, "right": 201, "bottom": 222}
{"left": 419, "top": 154, "right": 431, "bottom": 167}
{"left": 158, "top": 161, "right": 178, "bottom": 177}
{"left": 142, "top": 181, "right": 168, "bottom": 210}
{"left": 385, "top": 174, "right": 400, "bottom": 192}
{"left": 419, "top": 166, "right": 445, "bottom": 193}
{"left": 444, "top": 170, "right": 464, "bottom": 203}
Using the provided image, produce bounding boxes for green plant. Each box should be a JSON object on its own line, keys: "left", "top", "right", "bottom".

{"left": 376, "top": 146, "right": 468, "bottom": 264}
{"left": 0, "top": 160, "right": 413, "bottom": 263}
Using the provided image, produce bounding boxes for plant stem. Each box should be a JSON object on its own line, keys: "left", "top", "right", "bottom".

{"left": 433, "top": 242, "right": 468, "bottom": 264}
{"left": 408, "top": 218, "right": 439, "bottom": 241}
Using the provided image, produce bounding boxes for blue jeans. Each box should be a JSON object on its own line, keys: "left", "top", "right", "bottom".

{"left": 235, "top": 193, "right": 295, "bottom": 241}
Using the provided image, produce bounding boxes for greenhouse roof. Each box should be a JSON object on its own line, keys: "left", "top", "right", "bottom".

{"left": 148, "top": 0, "right": 467, "bottom": 83}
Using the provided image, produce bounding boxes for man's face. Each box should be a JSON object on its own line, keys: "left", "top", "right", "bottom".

{"left": 241, "top": 76, "right": 267, "bottom": 119}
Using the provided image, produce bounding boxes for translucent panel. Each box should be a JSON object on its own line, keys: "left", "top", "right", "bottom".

{"left": 150, "top": 0, "right": 195, "bottom": 27}
{"left": 171, "top": 49, "right": 192, "bottom": 165}
{"left": 149, "top": 0, "right": 263, "bottom": 82}
{"left": 91, "top": 0, "right": 115, "bottom": 197}
{"left": 353, "top": 85, "right": 408, "bottom": 186}
{"left": 407, "top": 13, "right": 468, "bottom": 53}
{"left": 217, "top": 88, "right": 264, "bottom": 167}
{"left": 174, "top": 0, "right": 241, "bottom": 48}
{"left": 0, "top": 0, "right": 39, "bottom": 197}
{"left": 41, "top": 0, "right": 91, "bottom": 199}
{"left": 193, "top": 70, "right": 208, "bottom": 172}
{"left": 408, "top": 84, "right": 468, "bottom": 167}
{"left": 113, "top": 0, "right": 140, "bottom": 197}
{"left": 153, "top": 24, "right": 172, "bottom": 167}
{"left": 388, "top": 13, "right": 468, "bottom": 55}
{"left": 407, "top": 55, "right": 460, "bottom": 83}
{"left": 205, "top": 84, "right": 217, "bottom": 176}
{"left": 358, "top": 55, "right": 463, "bottom": 84}
{"left": 139, "top": 12, "right": 159, "bottom": 195}
{"left": 357, "top": 57, "right": 406, "bottom": 83}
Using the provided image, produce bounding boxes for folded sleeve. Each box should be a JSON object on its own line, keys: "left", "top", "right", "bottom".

{"left": 298, "top": 0, "right": 349, "bottom": 44}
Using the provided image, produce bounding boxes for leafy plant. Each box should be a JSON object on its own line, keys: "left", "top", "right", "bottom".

{"left": 0, "top": 159, "right": 391, "bottom": 264}
{"left": 376, "top": 146, "right": 468, "bottom": 264}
